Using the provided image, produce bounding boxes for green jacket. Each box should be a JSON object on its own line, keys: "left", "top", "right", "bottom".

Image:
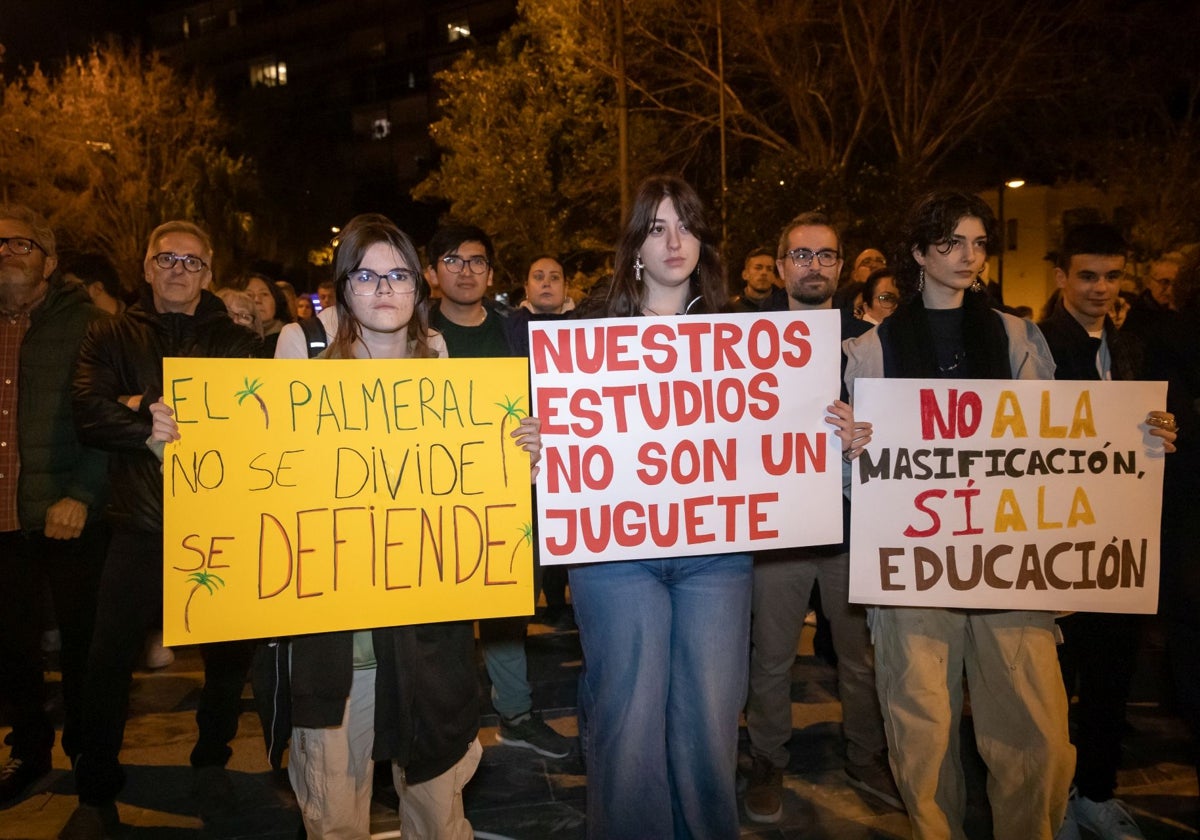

{"left": 17, "top": 274, "right": 110, "bottom": 529}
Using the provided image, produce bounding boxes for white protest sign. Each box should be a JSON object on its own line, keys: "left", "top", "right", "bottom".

{"left": 850, "top": 378, "right": 1167, "bottom": 613}
{"left": 530, "top": 311, "right": 846, "bottom": 564}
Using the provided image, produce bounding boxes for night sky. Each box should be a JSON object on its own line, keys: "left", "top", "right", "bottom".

{"left": 1, "top": 0, "right": 160, "bottom": 74}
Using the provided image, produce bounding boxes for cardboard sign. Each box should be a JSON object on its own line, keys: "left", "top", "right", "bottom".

{"left": 530, "top": 311, "right": 845, "bottom": 564}
{"left": 160, "top": 357, "right": 535, "bottom": 645}
{"left": 849, "top": 379, "right": 1167, "bottom": 613}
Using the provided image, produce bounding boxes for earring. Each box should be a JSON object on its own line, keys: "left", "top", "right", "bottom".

{"left": 970, "top": 277, "right": 984, "bottom": 293}
{"left": 917, "top": 267, "right": 925, "bottom": 293}
{"left": 634, "top": 254, "right": 644, "bottom": 283}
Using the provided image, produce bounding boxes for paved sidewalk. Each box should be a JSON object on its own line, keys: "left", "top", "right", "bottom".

{"left": 2, "top": 617, "right": 1196, "bottom": 839}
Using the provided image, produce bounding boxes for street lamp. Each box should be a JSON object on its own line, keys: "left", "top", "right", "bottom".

{"left": 996, "top": 179, "right": 1025, "bottom": 299}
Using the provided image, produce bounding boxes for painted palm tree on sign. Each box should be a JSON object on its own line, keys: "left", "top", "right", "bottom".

{"left": 495, "top": 395, "right": 528, "bottom": 487}
{"left": 236, "top": 377, "right": 269, "bottom": 428}
{"left": 510, "top": 521, "right": 533, "bottom": 573}
{"left": 183, "top": 570, "right": 226, "bottom": 633}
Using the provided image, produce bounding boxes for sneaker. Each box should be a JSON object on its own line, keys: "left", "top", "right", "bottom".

{"left": 0, "top": 754, "right": 52, "bottom": 806}
{"left": 497, "top": 713, "right": 573, "bottom": 758}
{"left": 1072, "top": 793, "right": 1146, "bottom": 840}
{"left": 58, "top": 802, "right": 120, "bottom": 840}
{"left": 743, "top": 754, "right": 783, "bottom": 824}
{"left": 192, "top": 765, "right": 237, "bottom": 822}
{"left": 845, "top": 758, "right": 905, "bottom": 811}
{"left": 144, "top": 632, "right": 175, "bottom": 669}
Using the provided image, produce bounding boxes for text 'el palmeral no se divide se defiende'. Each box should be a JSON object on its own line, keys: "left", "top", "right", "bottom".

{"left": 159, "top": 357, "right": 535, "bottom": 645}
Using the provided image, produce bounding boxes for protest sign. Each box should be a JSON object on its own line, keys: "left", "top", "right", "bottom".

{"left": 160, "top": 357, "right": 534, "bottom": 645}
{"left": 530, "top": 311, "right": 845, "bottom": 564}
{"left": 849, "top": 379, "right": 1167, "bottom": 612}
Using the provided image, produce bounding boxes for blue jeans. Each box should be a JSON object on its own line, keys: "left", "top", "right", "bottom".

{"left": 570, "top": 554, "right": 752, "bottom": 840}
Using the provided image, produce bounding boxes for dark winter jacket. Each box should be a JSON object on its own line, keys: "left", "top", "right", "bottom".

{"left": 17, "top": 274, "right": 110, "bottom": 529}
{"left": 254, "top": 623, "right": 480, "bottom": 784}
{"left": 1037, "top": 300, "right": 1142, "bottom": 383}
{"left": 72, "top": 287, "right": 260, "bottom": 532}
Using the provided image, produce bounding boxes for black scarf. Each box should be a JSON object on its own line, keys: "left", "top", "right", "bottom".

{"left": 880, "top": 290, "right": 1011, "bottom": 379}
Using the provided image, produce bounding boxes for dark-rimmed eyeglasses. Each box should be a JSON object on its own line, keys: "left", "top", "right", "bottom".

{"left": 345, "top": 268, "right": 418, "bottom": 296}
{"left": 441, "top": 254, "right": 490, "bottom": 275}
{"left": 0, "top": 237, "right": 46, "bottom": 256}
{"left": 151, "top": 252, "right": 208, "bottom": 273}
{"left": 786, "top": 248, "right": 840, "bottom": 268}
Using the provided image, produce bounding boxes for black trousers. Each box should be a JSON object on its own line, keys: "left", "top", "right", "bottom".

{"left": 74, "top": 528, "right": 255, "bottom": 805}
{"left": 1057, "top": 610, "right": 1142, "bottom": 801}
{"left": 0, "top": 524, "right": 109, "bottom": 762}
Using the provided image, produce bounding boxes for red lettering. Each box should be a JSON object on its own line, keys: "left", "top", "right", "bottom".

{"left": 605, "top": 324, "right": 639, "bottom": 372}
{"left": 781, "top": 320, "right": 812, "bottom": 367}
{"left": 903, "top": 490, "right": 945, "bottom": 538}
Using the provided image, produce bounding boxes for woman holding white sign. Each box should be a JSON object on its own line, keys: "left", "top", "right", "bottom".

{"left": 152, "top": 213, "right": 543, "bottom": 840}
{"left": 842, "top": 190, "right": 1074, "bottom": 840}
{"left": 569, "top": 175, "right": 868, "bottom": 839}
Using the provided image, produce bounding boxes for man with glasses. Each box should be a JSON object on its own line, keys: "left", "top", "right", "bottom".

{"left": 742, "top": 212, "right": 900, "bottom": 823}
{"left": 423, "top": 225, "right": 574, "bottom": 761}
{"left": 0, "top": 207, "right": 110, "bottom": 809}
{"left": 62, "top": 221, "right": 261, "bottom": 840}
{"left": 850, "top": 248, "right": 888, "bottom": 285}
{"left": 860, "top": 267, "right": 901, "bottom": 326}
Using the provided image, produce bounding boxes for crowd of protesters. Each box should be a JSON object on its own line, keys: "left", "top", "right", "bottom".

{"left": 0, "top": 179, "right": 1196, "bottom": 840}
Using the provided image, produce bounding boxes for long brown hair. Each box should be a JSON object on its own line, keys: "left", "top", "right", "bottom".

{"left": 584, "top": 175, "right": 726, "bottom": 318}
{"left": 325, "top": 214, "right": 436, "bottom": 359}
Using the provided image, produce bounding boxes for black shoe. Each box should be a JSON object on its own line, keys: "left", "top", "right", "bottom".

{"left": 58, "top": 802, "right": 120, "bottom": 840}
{"left": 0, "top": 753, "right": 52, "bottom": 806}
{"left": 497, "top": 713, "right": 574, "bottom": 758}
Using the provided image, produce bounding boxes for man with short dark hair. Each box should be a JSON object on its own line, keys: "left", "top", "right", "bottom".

{"left": 1038, "top": 223, "right": 1161, "bottom": 840}
{"left": 62, "top": 221, "right": 261, "bottom": 839}
{"left": 730, "top": 246, "right": 785, "bottom": 312}
{"left": 742, "top": 212, "right": 898, "bottom": 824}
{"left": 0, "top": 206, "right": 110, "bottom": 807}
{"left": 424, "top": 225, "right": 574, "bottom": 760}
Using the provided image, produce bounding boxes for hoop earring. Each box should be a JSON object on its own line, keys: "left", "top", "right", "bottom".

{"left": 634, "top": 254, "right": 644, "bottom": 283}
{"left": 917, "top": 268, "right": 925, "bottom": 293}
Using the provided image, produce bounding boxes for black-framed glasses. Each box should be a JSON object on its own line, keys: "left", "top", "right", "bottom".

{"left": 0, "top": 236, "right": 46, "bottom": 256}
{"left": 441, "top": 254, "right": 490, "bottom": 275}
{"left": 151, "top": 252, "right": 208, "bottom": 273}
{"left": 345, "top": 268, "right": 418, "bottom": 296}
{"left": 874, "top": 292, "right": 899, "bottom": 309}
{"left": 786, "top": 247, "right": 840, "bottom": 268}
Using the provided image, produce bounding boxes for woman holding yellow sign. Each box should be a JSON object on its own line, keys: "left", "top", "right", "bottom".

{"left": 151, "top": 213, "right": 543, "bottom": 839}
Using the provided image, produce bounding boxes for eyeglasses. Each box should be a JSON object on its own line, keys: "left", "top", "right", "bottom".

{"left": 873, "top": 292, "right": 899, "bottom": 309}
{"left": 151, "top": 252, "right": 208, "bottom": 273}
{"left": 228, "top": 310, "right": 255, "bottom": 325}
{"left": 346, "top": 268, "right": 418, "bottom": 296}
{"left": 441, "top": 254, "right": 490, "bottom": 275}
{"left": 0, "top": 236, "right": 46, "bottom": 256}
{"left": 786, "top": 248, "right": 840, "bottom": 268}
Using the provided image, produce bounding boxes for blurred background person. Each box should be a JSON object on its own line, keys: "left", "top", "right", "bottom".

{"left": 244, "top": 271, "right": 293, "bottom": 356}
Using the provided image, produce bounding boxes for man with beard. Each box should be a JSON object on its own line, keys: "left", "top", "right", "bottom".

{"left": 742, "top": 212, "right": 900, "bottom": 823}
{"left": 0, "top": 206, "right": 109, "bottom": 807}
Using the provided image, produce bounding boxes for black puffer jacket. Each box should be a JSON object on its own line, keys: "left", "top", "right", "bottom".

{"left": 18, "top": 275, "right": 111, "bottom": 529}
{"left": 72, "top": 287, "right": 260, "bottom": 532}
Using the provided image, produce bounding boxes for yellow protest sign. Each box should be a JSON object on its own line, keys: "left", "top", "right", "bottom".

{"left": 160, "top": 357, "right": 535, "bottom": 645}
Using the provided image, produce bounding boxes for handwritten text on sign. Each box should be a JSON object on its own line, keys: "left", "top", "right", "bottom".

{"left": 849, "top": 379, "right": 1167, "bottom": 613}
{"left": 161, "top": 357, "right": 534, "bottom": 645}
{"left": 530, "top": 311, "right": 844, "bottom": 564}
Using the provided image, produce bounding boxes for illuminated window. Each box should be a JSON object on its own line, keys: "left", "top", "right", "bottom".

{"left": 250, "top": 59, "right": 288, "bottom": 88}
{"left": 447, "top": 20, "right": 471, "bottom": 42}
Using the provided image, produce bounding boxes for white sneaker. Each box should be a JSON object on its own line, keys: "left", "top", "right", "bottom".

{"left": 1072, "top": 794, "right": 1145, "bottom": 840}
